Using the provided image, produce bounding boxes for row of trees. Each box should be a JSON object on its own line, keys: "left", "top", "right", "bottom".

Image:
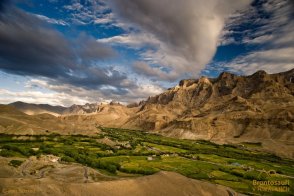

{"left": 1, "top": 144, "right": 37, "bottom": 157}
{"left": 120, "top": 167, "right": 157, "bottom": 175}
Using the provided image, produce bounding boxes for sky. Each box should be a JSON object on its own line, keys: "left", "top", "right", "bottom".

{"left": 0, "top": 0, "right": 293, "bottom": 106}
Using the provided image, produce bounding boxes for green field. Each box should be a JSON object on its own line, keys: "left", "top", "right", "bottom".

{"left": 0, "top": 127, "right": 293, "bottom": 195}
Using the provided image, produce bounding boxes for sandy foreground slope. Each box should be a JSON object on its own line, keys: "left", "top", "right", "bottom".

{"left": 0, "top": 157, "right": 241, "bottom": 196}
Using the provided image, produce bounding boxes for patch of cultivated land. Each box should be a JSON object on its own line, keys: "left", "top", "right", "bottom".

{"left": 0, "top": 128, "right": 293, "bottom": 195}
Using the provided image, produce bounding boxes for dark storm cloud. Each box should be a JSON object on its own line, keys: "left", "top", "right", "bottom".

{"left": 0, "top": 1, "right": 131, "bottom": 95}
{"left": 75, "top": 34, "right": 115, "bottom": 62}
{"left": 0, "top": 0, "right": 10, "bottom": 11}
{"left": 60, "top": 66, "right": 131, "bottom": 92}
{"left": 0, "top": 7, "right": 74, "bottom": 78}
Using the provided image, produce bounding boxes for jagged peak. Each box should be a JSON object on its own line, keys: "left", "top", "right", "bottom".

{"left": 127, "top": 102, "right": 139, "bottom": 108}
{"left": 11, "top": 101, "right": 25, "bottom": 104}
{"left": 251, "top": 70, "right": 268, "bottom": 77}
{"left": 218, "top": 71, "right": 236, "bottom": 80}
{"left": 178, "top": 79, "right": 197, "bottom": 87}
{"left": 198, "top": 76, "right": 212, "bottom": 85}
{"left": 110, "top": 101, "right": 121, "bottom": 106}
{"left": 177, "top": 77, "right": 213, "bottom": 88}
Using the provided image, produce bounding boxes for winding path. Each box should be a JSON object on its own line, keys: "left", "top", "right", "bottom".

{"left": 83, "top": 166, "right": 89, "bottom": 183}
{"left": 20, "top": 159, "right": 31, "bottom": 176}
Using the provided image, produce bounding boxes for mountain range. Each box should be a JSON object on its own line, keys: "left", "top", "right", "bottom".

{"left": 2, "top": 68, "right": 294, "bottom": 158}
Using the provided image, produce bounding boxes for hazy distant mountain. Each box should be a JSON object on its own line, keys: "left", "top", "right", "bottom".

{"left": 61, "top": 102, "right": 134, "bottom": 128}
{"left": 62, "top": 103, "right": 100, "bottom": 115}
{"left": 0, "top": 105, "right": 99, "bottom": 135}
{"left": 8, "top": 101, "right": 125, "bottom": 116}
{"left": 9, "top": 101, "right": 67, "bottom": 116}
{"left": 62, "top": 101, "right": 123, "bottom": 115}
{"left": 4, "top": 101, "right": 132, "bottom": 132}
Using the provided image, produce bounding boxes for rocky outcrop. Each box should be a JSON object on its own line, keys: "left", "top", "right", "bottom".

{"left": 123, "top": 69, "right": 294, "bottom": 153}
{"left": 62, "top": 103, "right": 103, "bottom": 115}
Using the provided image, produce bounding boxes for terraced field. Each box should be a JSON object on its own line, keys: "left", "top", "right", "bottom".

{"left": 0, "top": 128, "right": 293, "bottom": 195}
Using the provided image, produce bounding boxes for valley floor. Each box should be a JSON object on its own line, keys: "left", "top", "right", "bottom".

{"left": 0, "top": 128, "right": 293, "bottom": 195}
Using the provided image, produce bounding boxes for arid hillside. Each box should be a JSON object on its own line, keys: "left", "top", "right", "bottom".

{"left": 0, "top": 105, "right": 99, "bottom": 135}
{"left": 120, "top": 69, "right": 294, "bottom": 157}
{"left": 123, "top": 69, "right": 294, "bottom": 140}
{"left": 60, "top": 103, "right": 135, "bottom": 128}
{"left": 0, "top": 156, "right": 240, "bottom": 196}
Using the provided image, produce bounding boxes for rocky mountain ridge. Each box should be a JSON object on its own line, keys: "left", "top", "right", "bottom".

{"left": 9, "top": 101, "right": 123, "bottom": 116}
{"left": 120, "top": 69, "right": 294, "bottom": 157}
{"left": 2, "top": 68, "right": 294, "bottom": 157}
{"left": 63, "top": 101, "right": 123, "bottom": 115}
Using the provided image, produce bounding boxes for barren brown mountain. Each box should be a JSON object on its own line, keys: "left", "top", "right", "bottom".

{"left": 124, "top": 69, "right": 294, "bottom": 139}
{"left": 121, "top": 69, "right": 294, "bottom": 157}
{"left": 60, "top": 103, "right": 135, "bottom": 128}
{"left": 1, "top": 69, "right": 294, "bottom": 157}
{"left": 0, "top": 105, "right": 99, "bottom": 135}
{"left": 9, "top": 102, "right": 66, "bottom": 116}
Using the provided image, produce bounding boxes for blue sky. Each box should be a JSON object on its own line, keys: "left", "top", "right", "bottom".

{"left": 0, "top": 0, "right": 293, "bottom": 106}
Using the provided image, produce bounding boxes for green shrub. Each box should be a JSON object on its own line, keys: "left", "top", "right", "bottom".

{"left": 0, "top": 149, "right": 18, "bottom": 157}
{"left": 1, "top": 145, "right": 36, "bottom": 157}
{"left": 222, "top": 144, "right": 237, "bottom": 149}
{"left": 64, "top": 140, "right": 74, "bottom": 145}
{"left": 119, "top": 167, "right": 156, "bottom": 175}
{"left": 9, "top": 160, "right": 24, "bottom": 167}
{"left": 61, "top": 156, "right": 75, "bottom": 162}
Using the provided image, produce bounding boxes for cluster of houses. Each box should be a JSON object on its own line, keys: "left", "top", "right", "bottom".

{"left": 230, "top": 162, "right": 254, "bottom": 171}
{"left": 114, "top": 141, "right": 132, "bottom": 149}
{"left": 39, "top": 154, "right": 60, "bottom": 163}
{"left": 146, "top": 153, "right": 179, "bottom": 161}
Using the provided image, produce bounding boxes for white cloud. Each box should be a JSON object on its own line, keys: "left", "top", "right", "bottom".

{"left": 131, "top": 61, "right": 179, "bottom": 81}
{"left": 0, "top": 88, "right": 89, "bottom": 106}
{"left": 94, "top": 13, "right": 114, "bottom": 24}
{"left": 107, "top": 0, "right": 251, "bottom": 80}
{"left": 34, "top": 14, "right": 69, "bottom": 26}
{"left": 221, "top": 47, "right": 294, "bottom": 75}
{"left": 98, "top": 32, "right": 191, "bottom": 81}
{"left": 21, "top": 77, "right": 165, "bottom": 106}
{"left": 217, "top": 0, "right": 294, "bottom": 75}
{"left": 243, "top": 34, "right": 274, "bottom": 45}
{"left": 98, "top": 32, "right": 160, "bottom": 48}
{"left": 125, "top": 82, "right": 165, "bottom": 102}
{"left": 63, "top": 0, "right": 115, "bottom": 26}
{"left": 220, "top": 0, "right": 294, "bottom": 46}
{"left": 63, "top": 3, "right": 83, "bottom": 11}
